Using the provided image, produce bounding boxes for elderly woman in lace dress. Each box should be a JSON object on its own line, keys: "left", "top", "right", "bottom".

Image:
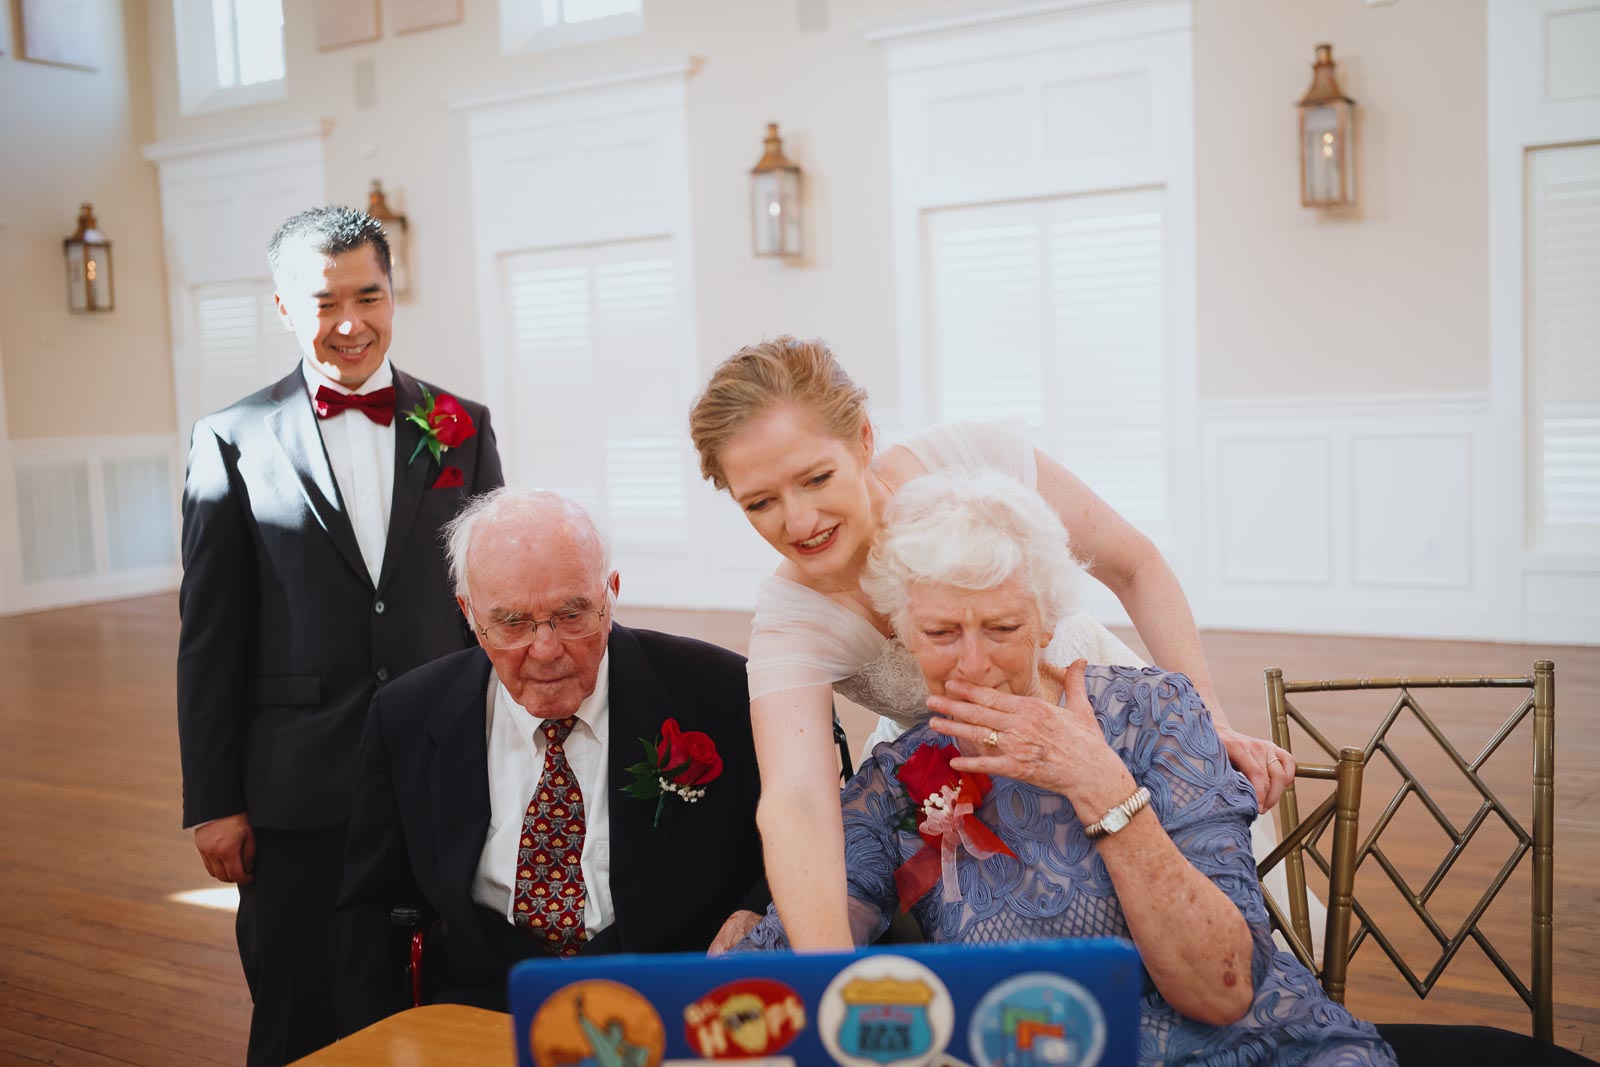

{"left": 736, "top": 470, "right": 1393, "bottom": 1067}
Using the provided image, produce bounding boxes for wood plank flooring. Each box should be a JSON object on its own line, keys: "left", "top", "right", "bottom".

{"left": 0, "top": 594, "right": 1593, "bottom": 1064}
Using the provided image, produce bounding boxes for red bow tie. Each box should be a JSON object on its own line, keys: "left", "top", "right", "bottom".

{"left": 314, "top": 385, "right": 395, "bottom": 426}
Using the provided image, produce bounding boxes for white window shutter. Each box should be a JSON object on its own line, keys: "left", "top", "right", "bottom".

{"left": 192, "top": 282, "right": 300, "bottom": 417}
{"left": 503, "top": 240, "right": 689, "bottom": 547}
{"left": 925, "top": 190, "right": 1171, "bottom": 537}
{"left": 1529, "top": 143, "right": 1600, "bottom": 546}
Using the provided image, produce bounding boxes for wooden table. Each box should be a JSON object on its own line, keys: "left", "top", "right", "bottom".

{"left": 288, "top": 1005, "right": 517, "bottom": 1066}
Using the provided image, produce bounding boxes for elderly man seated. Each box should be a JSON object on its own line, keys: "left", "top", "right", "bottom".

{"left": 736, "top": 469, "right": 1395, "bottom": 1066}
{"left": 333, "top": 488, "right": 767, "bottom": 1034}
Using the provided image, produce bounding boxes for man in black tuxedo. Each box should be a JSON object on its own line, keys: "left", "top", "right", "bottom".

{"left": 177, "top": 206, "right": 503, "bottom": 1066}
{"left": 332, "top": 489, "right": 767, "bottom": 1035}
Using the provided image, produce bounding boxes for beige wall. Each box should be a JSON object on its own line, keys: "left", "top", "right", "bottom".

{"left": 1195, "top": 0, "right": 1488, "bottom": 397}
{"left": 0, "top": 0, "right": 174, "bottom": 439}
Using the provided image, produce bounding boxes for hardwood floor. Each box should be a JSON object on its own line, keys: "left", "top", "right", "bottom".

{"left": 0, "top": 594, "right": 1593, "bottom": 1064}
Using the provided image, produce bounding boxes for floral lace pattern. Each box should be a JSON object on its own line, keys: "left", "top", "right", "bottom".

{"left": 834, "top": 640, "right": 932, "bottom": 728}
{"left": 737, "top": 665, "right": 1395, "bottom": 1067}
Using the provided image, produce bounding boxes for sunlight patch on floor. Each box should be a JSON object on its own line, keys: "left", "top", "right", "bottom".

{"left": 169, "top": 886, "right": 240, "bottom": 912}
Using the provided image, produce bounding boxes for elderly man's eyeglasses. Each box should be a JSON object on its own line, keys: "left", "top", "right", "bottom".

{"left": 471, "top": 599, "right": 609, "bottom": 650}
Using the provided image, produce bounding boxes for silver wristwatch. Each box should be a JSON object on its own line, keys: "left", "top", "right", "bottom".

{"left": 1084, "top": 786, "right": 1152, "bottom": 840}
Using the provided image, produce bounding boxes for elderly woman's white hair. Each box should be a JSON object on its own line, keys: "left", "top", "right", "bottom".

{"left": 861, "top": 469, "right": 1083, "bottom": 638}
{"left": 443, "top": 487, "right": 612, "bottom": 598}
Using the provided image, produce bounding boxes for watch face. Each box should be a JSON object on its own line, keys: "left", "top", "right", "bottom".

{"left": 1102, "top": 808, "right": 1130, "bottom": 835}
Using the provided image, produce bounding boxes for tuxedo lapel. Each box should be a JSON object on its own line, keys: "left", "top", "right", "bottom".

{"left": 263, "top": 369, "right": 369, "bottom": 586}
{"left": 604, "top": 625, "right": 677, "bottom": 953}
{"left": 428, "top": 650, "right": 494, "bottom": 912}
{"left": 376, "top": 369, "right": 433, "bottom": 595}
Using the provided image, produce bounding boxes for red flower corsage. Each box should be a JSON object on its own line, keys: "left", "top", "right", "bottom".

{"left": 404, "top": 387, "right": 476, "bottom": 466}
{"left": 893, "top": 740, "right": 1015, "bottom": 910}
{"left": 623, "top": 718, "right": 723, "bottom": 827}
{"left": 430, "top": 465, "right": 464, "bottom": 489}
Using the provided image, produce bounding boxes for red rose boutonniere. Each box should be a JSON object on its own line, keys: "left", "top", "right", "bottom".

{"left": 623, "top": 718, "right": 724, "bottom": 827}
{"left": 893, "top": 740, "right": 1015, "bottom": 911}
{"left": 404, "top": 387, "right": 476, "bottom": 466}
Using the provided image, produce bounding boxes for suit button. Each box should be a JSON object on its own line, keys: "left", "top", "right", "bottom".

{"left": 374, "top": 600, "right": 386, "bottom": 614}
{"left": 376, "top": 668, "right": 389, "bottom": 682}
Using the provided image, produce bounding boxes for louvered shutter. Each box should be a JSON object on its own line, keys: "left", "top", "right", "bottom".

{"left": 1529, "top": 143, "right": 1600, "bottom": 546}
{"left": 503, "top": 240, "right": 689, "bottom": 548}
{"left": 192, "top": 282, "right": 300, "bottom": 416}
{"left": 925, "top": 189, "right": 1171, "bottom": 539}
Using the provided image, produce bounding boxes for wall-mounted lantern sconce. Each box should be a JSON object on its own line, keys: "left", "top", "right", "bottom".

{"left": 1297, "top": 44, "right": 1357, "bottom": 208}
{"left": 366, "top": 180, "right": 411, "bottom": 297}
{"left": 750, "top": 123, "right": 803, "bottom": 259}
{"left": 64, "top": 203, "right": 114, "bottom": 312}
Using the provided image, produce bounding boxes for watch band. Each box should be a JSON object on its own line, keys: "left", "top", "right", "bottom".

{"left": 1083, "top": 785, "right": 1152, "bottom": 840}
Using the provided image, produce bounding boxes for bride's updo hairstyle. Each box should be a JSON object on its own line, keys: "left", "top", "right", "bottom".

{"left": 861, "top": 469, "right": 1083, "bottom": 640}
{"left": 690, "top": 335, "right": 871, "bottom": 491}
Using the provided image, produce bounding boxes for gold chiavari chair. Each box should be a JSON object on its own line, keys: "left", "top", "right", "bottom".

{"left": 1259, "top": 662, "right": 1556, "bottom": 1044}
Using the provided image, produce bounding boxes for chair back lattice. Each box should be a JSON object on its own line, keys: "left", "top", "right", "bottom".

{"left": 1261, "top": 662, "right": 1555, "bottom": 1044}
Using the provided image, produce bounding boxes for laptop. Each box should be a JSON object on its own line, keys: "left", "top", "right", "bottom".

{"left": 507, "top": 938, "right": 1141, "bottom": 1067}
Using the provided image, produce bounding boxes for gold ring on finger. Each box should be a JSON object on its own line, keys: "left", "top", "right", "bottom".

{"left": 983, "top": 730, "right": 1000, "bottom": 749}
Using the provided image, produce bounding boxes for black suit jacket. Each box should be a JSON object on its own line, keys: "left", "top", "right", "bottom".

{"left": 331, "top": 626, "right": 767, "bottom": 1034}
{"left": 176, "top": 366, "right": 504, "bottom": 829}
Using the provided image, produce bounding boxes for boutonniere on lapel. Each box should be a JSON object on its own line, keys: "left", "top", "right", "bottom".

{"left": 623, "top": 718, "right": 723, "bottom": 827}
{"left": 404, "top": 387, "right": 476, "bottom": 468}
{"left": 892, "top": 740, "right": 1015, "bottom": 910}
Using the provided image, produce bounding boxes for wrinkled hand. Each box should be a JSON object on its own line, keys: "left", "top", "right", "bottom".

{"left": 707, "top": 909, "right": 763, "bottom": 956}
{"left": 194, "top": 812, "right": 256, "bottom": 885}
{"left": 925, "top": 660, "right": 1132, "bottom": 807}
{"left": 1216, "top": 725, "right": 1294, "bottom": 812}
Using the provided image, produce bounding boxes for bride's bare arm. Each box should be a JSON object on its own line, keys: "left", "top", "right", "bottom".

{"left": 750, "top": 685, "right": 853, "bottom": 950}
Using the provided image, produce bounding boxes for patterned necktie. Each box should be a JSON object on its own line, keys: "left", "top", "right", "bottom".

{"left": 511, "top": 716, "right": 588, "bottom": 957}
{"left": 313, "top": 384, "right": 396, "bottom": 425}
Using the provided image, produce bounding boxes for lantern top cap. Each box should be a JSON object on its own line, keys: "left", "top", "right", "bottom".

{"left": 67, "top": 202, "right": 107, "bottom": 245}
{"left": 1298, "top": 42, "right": 1353, "bottom": 107}
{"left": 367, "top": 180, "right": 404, "bottom": 223}
{"left": 751, "top": 122, "right": 799, "bottom": 174}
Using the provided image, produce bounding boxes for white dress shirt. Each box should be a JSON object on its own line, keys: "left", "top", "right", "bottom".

{"left": 472, "top": 655, "right": 615, "bottom": 938}
{"left": 301, "top": 358, "right": 395, "bottom": 585}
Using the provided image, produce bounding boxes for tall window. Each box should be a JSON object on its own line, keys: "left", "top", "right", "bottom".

{"left": 501, "top": 0, "right": 642, "bottom": 53}
{"left": 926, "top": 189, "right": 1172, "bottom": 542}
{"left": 175, "top": 0, "right": 286, "bottom": 114}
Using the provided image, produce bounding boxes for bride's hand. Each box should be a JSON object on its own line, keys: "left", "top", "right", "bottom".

{"left": 1215, "top": 724, "right": 1294, "bottom": 812}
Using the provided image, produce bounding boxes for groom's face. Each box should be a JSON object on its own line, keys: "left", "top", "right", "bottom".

{"left": 273, "top": 239, "right": 394, "bottom": 389}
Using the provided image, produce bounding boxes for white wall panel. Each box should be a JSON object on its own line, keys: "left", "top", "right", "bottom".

{"left": 1214, "top": 437, "right": 1332, "bottom": 587}
{"left": 1350, "top": 435, "right": 1473, "bottom": 589}
{"left": 1042, "top": 73, "right": 1150, "bottom": 157}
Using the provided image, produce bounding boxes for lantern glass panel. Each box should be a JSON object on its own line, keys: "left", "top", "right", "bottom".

{"left": 387, "top": 223, "right": 411, "bottom": 298}
{"left": 86, "top": 245, "right": 112, "bottom": 310}
{"left": 751, "top": 169, "right": 802, "bottom": 257}
{"left": 1302, "top": 104, "right": 1342, "bottom": 204}
{"left": 66, "top": 243, "right": 88, "bottom": 311}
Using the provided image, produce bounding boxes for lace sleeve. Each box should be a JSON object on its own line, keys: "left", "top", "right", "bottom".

{"left": 746, "top": 575, "right": 887, "bottom": 700}
{"left": 1086, "top": 667, "right": 1268, "bottom": 981}
{"left": 896, "top": 421, "right": 1037, "bottom": 490}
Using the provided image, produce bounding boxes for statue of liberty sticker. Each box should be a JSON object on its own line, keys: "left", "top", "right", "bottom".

{"left": 529, "top": 979, "right": 666, "bottom": 1067}
{"left": 817, "top": 955, "right": 953, "bottom": 1067}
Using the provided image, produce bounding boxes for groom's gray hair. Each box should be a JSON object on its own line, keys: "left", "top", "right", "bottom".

{"left": 443, "top": 487, "right": 613, "bottom": 599}
{"left": 861, "top": 469, "right": 1084, "bottom": 638}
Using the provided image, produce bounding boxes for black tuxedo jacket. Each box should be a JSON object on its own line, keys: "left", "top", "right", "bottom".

{"left": 176, "top": 366, "right": 503, "bottom": 830}
{"left": 330, "top": 627, "right": 767, "bottom": 1035}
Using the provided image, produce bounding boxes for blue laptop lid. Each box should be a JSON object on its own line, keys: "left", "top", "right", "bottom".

{"left": 507, "top": 938, "right": 1141, "bottom": 1067}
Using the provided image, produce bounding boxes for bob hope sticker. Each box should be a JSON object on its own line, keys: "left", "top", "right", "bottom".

{"left": 683, "top": 977, "right": 806, "bottom": 1058}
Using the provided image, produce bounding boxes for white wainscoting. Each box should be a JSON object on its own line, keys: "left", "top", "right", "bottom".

{"left": 1197, "top": 393, "right": 1503, "bottom": 640}
{"left": 2, "top": 434, "right": 185, "bottom": 614}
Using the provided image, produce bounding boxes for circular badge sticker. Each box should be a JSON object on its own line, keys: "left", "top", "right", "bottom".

{"left": 817, "top": 954, "right": 954, "bottom": 1067}
{"left": 683, "top": 976, "right": 807, "bottom": 1058}
{"left": 528, "top": 978, "right": 666, "bottom": 1067}
{"left": 966, "top": 972, "right": 1106, "bottom": 1067}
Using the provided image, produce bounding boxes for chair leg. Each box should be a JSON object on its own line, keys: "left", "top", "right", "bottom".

{"left": 1320, "top": 745, "right": 1365, "bottom": 1005}
{"left": 1532, "top": 660, "right": 1555, "bottom": 1044}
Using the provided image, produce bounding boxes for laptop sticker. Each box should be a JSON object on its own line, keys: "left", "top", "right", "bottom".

{"left": 529, "top": 978, "right": 666, "bottom": 1067}
{"left": 683, "top": 977, "right": 807, "bottom": 1058}
{"left": 966, "top": 973, "right": 1107, "bottom": 1067}
{"left": 818, "top": 955, "right": 954, "bottom": 1067}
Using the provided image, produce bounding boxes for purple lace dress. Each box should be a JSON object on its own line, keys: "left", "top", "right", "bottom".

{"left": 737, "top": 665, "right": 1395, "bottom": 1067}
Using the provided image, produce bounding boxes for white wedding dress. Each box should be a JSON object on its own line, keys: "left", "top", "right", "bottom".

{"left": 746, "top": 421, "right": 1325, "bottom": 954}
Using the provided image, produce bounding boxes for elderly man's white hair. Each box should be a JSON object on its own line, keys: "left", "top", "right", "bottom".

{"left": 443, "top": 487, "right": 613, "bottom": 598}
{"left": 861, "top": 469, "right": 1083, "bottom": 639}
